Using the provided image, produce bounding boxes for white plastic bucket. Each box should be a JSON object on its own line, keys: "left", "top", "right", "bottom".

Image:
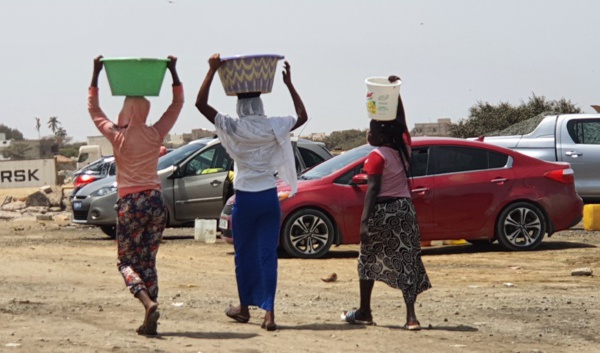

{"left": 194, "top": 219, "right": 217, "bottom": 243}
{"left": 365, "top": 77, "right": 401, "bottom": 121}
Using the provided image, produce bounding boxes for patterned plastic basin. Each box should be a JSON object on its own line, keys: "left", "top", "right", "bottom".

{"left": 218, "top": 54, "right": 284, "bottom": 96}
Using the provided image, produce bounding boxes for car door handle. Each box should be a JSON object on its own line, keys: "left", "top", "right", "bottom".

{"left": 210, "top": 180, "right": 222, "bottom": 187}
{"left": 491, "top": 178, "right": 507, "bottom": 184}
{"left": 411, "top": 187, "right": 430, "bottom": 194}
{"left": 565, "top": 151, "right": 583, "bottom": 158}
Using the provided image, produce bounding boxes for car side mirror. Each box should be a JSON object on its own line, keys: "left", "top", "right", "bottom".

{"left": 168, "top": 165, "right": 181, "bottom": 179}
{"left": 351, "top": 174, "right": 368, "bottom": 185}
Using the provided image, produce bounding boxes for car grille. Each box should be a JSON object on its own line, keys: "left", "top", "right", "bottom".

{"left": 72, "top": 211, "right": 88, "bottom": 221}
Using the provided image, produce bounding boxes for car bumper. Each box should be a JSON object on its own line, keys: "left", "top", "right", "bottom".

{"left": 71, "top": 193, "right": 118, "bottom": 226}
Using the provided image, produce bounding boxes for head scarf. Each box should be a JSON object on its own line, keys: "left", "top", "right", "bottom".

{"left": 116, "top": 96, "right": 151, "bottom": 128}
{"left": 236, "top": 97, "right": 266, "bottom": 118}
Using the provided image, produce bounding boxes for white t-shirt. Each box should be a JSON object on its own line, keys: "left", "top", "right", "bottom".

{"left": 214, "top": 112, "right": 297, "bottom": 193}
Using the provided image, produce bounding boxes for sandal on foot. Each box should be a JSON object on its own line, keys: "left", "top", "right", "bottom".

{"left": 261, "top": 321, "right": 277, "bottom": 331}
{"left": 225, "top": 305, "right": 250, "bottom": 323}
{"left": 137, "top": 310, "right": 160, "bottom": 336}
{"left": 404, "top": 321, "right": 421, "bottom": 331}
{"left": 340, "top": 309, "right": 374, "bottom": 325}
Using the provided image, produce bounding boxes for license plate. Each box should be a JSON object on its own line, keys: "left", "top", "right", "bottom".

{"left": 219, "top": 219, "right": 228, "bottom": 230}
{"left": 72, "top": 201, "right": 82, "bottom": 211}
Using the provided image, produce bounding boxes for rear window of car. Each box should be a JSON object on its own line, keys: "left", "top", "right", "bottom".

{"left": 298, "top": 147, "right": 328, "bottom": 169}
{"left": 567, "top": 119, "right": 600, "bottom": 144}
{"left": 430, "top": 146, "right": 509, "bottom": 175}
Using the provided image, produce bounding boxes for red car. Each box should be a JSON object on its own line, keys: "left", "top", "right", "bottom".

{"left": 219, "top": 137, "right": 583, "bottom": 258}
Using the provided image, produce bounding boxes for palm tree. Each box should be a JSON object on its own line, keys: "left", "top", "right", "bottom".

{"left": 47, "top": 116, "right": 60, "bottom": 134}
{"left": 55, "top": 127, "right": 67, "bottom": 146}
{"left": 34, "top": 117, "right": 41, "bottom": 139}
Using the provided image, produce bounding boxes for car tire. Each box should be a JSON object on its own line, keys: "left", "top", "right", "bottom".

{"left": 281, "top": 209, "right": 335, "bottom": 259}
{"left": 99, "top": 225, "right": 117, "bottom": 239}
{"left": 495, "top": 202, "right": 546, "bottom": 251}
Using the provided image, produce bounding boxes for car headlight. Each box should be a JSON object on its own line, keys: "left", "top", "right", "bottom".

{"left": 90, "top": 184, "right": 117, "bottom": 197}
{"left": 278, "top": 191, "right": 292, "bottom": 201}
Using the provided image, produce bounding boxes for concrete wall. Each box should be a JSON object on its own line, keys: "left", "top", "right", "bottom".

{"left": 0, "top": 159, "right": 57, "bottom": 188}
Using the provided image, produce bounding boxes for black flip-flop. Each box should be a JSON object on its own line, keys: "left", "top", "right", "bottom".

{"left": 137, "top": 310, "right": 160, "bottom": 336}
{"left": 340, "top": 309, "right": 375, "bottom": 325}
{"left": 261, "top": 321, "right": 277, "bottom": 331}
{"left": 225, "top": 305, "right": 250, "bottom": 323}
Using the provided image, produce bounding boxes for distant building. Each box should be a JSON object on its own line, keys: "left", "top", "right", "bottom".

{"left": 165, "top": 133, "right": 186, "bottom": 147}
{"left": 191, "top": 128, "right": 215, "bottom": 140}
{"left": 411, "top": 118, "right": 453, "bottom": 137}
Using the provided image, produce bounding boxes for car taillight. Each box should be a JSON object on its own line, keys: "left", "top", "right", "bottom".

{"left": 544, "top": 168, "right": 574, "bottom": 184}
{"left": 74, "top": 174, "right": 97, "bottom": 187}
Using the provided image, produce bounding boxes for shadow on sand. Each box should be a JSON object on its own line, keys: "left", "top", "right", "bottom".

{"left": 158, "top": 331, "right": 258, "bottom": 340}
{"left": 297, "top": 240, "right": 597, "bottom": 260}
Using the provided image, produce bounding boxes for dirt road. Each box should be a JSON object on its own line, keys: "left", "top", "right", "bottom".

{"left": 1, "top": 217, "right": 599, "bottom": 353}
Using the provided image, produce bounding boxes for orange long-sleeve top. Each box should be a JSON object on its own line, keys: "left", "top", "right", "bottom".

{"left": 88, "top": 85, "right": 184, "bottom": 197}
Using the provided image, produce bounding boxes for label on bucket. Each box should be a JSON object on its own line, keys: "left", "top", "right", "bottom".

{"left": 365, "top": 77, "right": 401, "bottom": 121}
{"left": 366, "top": 91, "right": 395, "bottom": 120}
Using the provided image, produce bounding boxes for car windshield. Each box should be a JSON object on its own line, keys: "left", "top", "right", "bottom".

{"left": 300, "top": 144, "right": 374, "bottom": 180}
{"left": 157, "top": 142, "right": 207, "bottom": 170}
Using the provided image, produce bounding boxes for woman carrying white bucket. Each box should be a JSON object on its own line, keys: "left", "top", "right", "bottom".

{"left": 342, "top": 75, "right": 431, "bottom": 330}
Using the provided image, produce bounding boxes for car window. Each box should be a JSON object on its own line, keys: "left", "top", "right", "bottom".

{"left": 78, "top": 158, "right": 106, "bottom": 174}
{"left": 430, "top": 146, "right": 509, "bottom": 175}
{"left": 298, "top": 147, "right": 327, "bottom": 169}
{"left": 567, "top": 119, "right": 600, "bottom": 144}
{"left": 185, "top": 144, "right": 232, "bottom": 176}
{"left": 301, "top": 144, "right": 374, "bottom": 180}
{"left": 158, "top": 142, "right": 206, "bottom": 170}
{"left": 489, "top": 151, "right": 509, "bottom": 168}
{"left": 108, "top": 162, "right": 116, "bottom": 175}
{"left": 334, "top": 164, "right": 364, "bottom": 185}
{"left": 410, "top": 147, "right": 429, "bottom": 177}
{"left": 77, "top": 152, "right": 90, "bottom": 164}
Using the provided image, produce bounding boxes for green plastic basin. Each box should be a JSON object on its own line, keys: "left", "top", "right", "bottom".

{"left": 100, "top": 57, "right": 170, "bottom": 97}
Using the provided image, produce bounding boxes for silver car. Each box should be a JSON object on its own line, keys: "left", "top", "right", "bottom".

{"left": 480, "top": 114, "right": 600, "bottom": 202}
{"left": 71, "top": 137, "right": 333, "bottom": 238}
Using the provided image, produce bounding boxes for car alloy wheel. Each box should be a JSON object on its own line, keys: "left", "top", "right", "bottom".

{"left": 281, "top": 209, "right": 335, "bottom": 259}
{"left": 495, "top": 202, "right": 546, "bottom": 251}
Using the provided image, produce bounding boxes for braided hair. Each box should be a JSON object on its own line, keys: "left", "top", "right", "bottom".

{"left": 369, "top": 117, "right": 411, "bottom": 177}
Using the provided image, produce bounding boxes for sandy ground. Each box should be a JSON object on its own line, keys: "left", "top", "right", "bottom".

{"left": 0, "top": 185, "right": 599, "bottom": 353}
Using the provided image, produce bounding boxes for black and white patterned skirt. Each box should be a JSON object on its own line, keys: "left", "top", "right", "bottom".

{"left": 358, "top": 197, "right": 432, "bottom": 304}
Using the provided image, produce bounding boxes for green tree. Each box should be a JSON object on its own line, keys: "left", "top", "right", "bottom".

{"left": 47, "top": 116, "right": 61, "bottom": 134}
{"left": 451, "top": 94, "right": 582, "bottom": 138}
{"left": 55, "top": 127, "right": 68, "bottom": 146}
{"left": 1, "top": 142, "right": 32, "bottom": 160}
{"left": 59, "top": 143, "right": 85, "bottom": 158}
{"left": 322, "top": 129, "right": 367, "bottom": 151}
{"left": 0, "top": 124, "right": 24, "bottom": 140}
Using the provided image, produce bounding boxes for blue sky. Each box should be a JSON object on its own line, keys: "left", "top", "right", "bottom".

{"left": 1, "top": 0, "right": 599, "bottom": 142}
